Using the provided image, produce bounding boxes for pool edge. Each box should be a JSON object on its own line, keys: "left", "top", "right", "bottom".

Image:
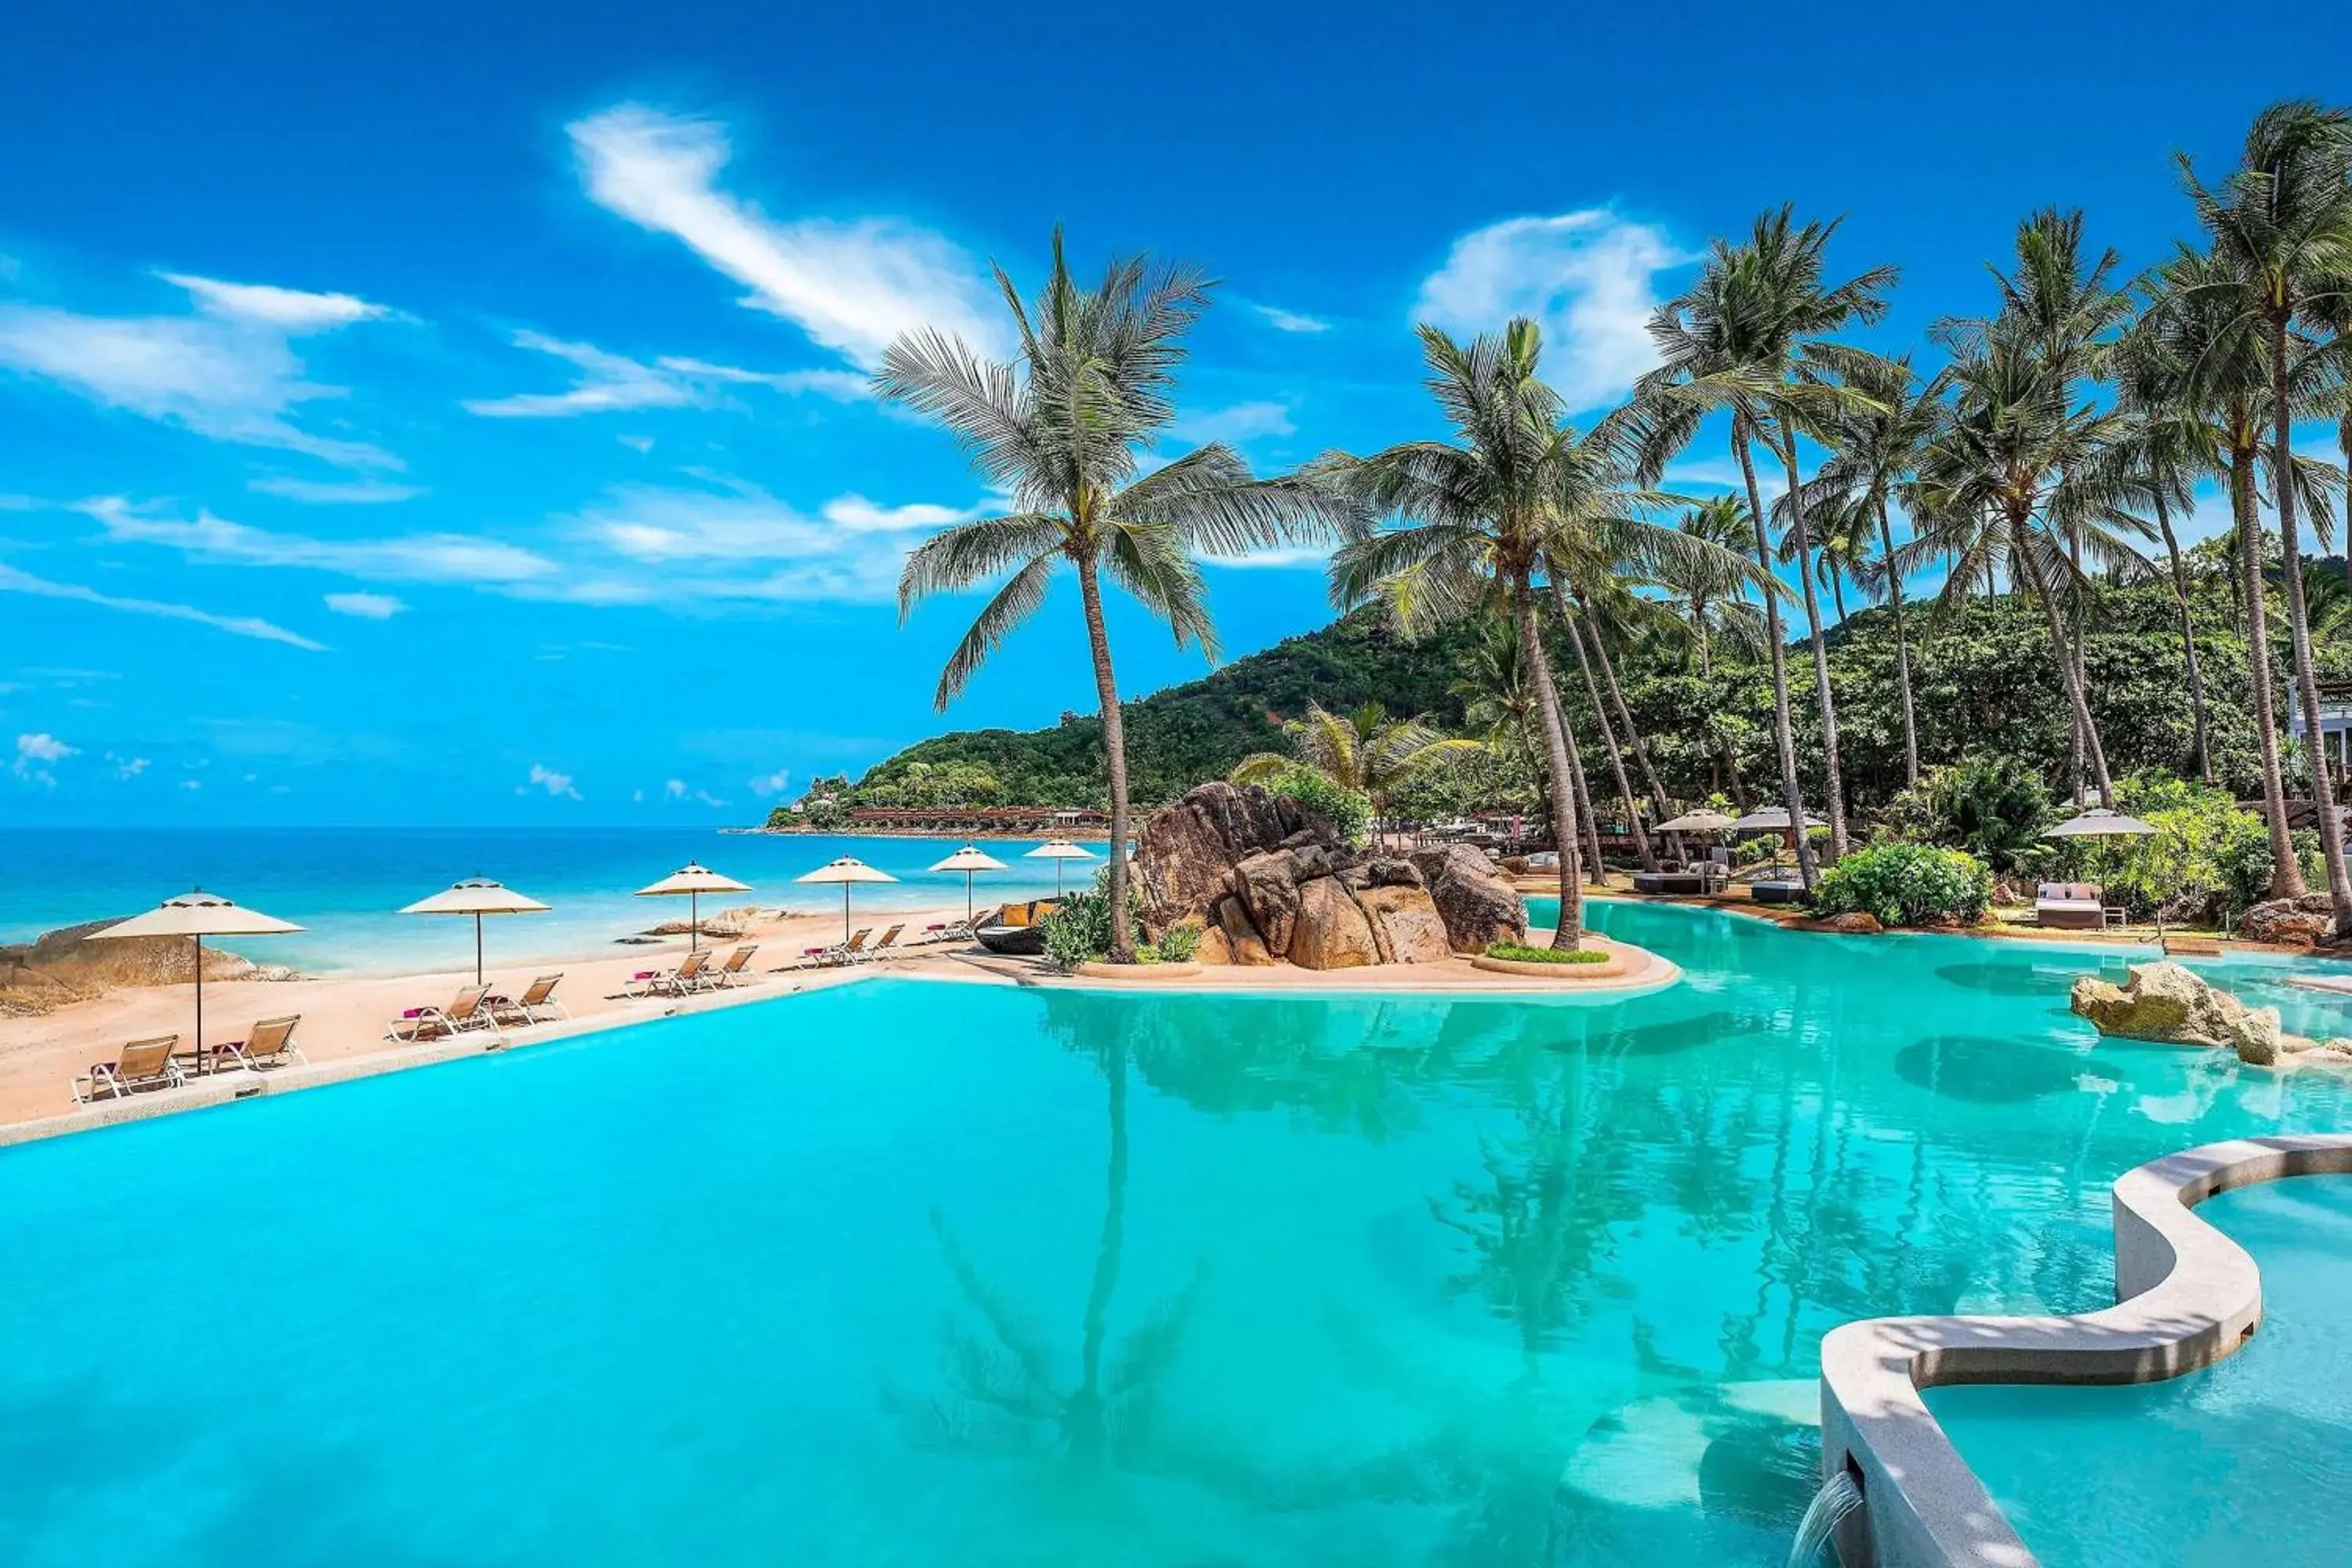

{"left": 1817, "top": 1133, "right": 2352, "bottom": 1567}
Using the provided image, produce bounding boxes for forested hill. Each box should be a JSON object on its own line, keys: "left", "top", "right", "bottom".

{"left": 804, "top": 609, "right": 1490, "bottom": 813}
{"left": 787, "top": 568, "right": 2304, "bottom": 824}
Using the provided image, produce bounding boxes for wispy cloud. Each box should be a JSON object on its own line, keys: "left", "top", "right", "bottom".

{"left": 1417, "top": 209, "right": 1691, "bottom": 411}
{"left": 0, "top": 560, "right": 325, "bottom": 649}
{"left": 13, "top": 731, "right": 75, "bottom": 785}
{"left": 1205, "top": 544, "right": 1336, "bottom": 572}
{"left": 1248, "top": 303, "right": 1330, "bottom": 334}
{"left": 568, "top": 104, "right": 1004, "bottom": 368}
{"left": 80, "top": 495, "right": 557, "bottom": 585}
{"left": 249, "top": 476, "right": 425, "bottom": 505}
{"left": 464, "top": 331, "right": 868, "bottom": 417}
{"left": 0, "top": 271, "right": 402, "bottom": 466}
{"left": 324, "top": 591, "right": 406, "bottom": 619}
{"left": 110, "top": 753, "right": 149, "bottom": 779}
{"left": 520, "top": 763, "right": 581, "bottom": 800}
{"left": 1169, "top": 400, "right": 1296, "bottom": 446}
{"left": 749, "top": 768, "right": 790, "bottom": 797}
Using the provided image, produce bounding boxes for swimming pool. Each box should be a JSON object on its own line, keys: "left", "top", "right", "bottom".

{"left": 1928, "top": 1174, "right": 2352, "bottom": 1567}
{"left": 2, "top": 901, "right": 2347, "bottom": 1566}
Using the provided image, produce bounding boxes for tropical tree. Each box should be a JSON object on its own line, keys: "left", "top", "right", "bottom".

{"left": 2110, "top": 321, "right": 2220, "bottom": 785}
{"left": 1617, "top": 207, "right": 1901, "bottom": 880}
{"left": 1230, "top": 701, "right": 1482, "bottom": 828}
{"left": 880, "top": 235, "right": 1352, "bottom": 960}
{"left": 1323, "top": 320, "right": 1679, "bottom": 948}
{"left": 1651, "top": 495, "right": 1767, "bottom": 677}
{"left": 2178, "top": 100, "right": 2352, "bottom": 933}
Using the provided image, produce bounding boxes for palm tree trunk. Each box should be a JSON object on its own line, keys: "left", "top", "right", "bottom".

{"left": 2271, "top": 317, "right": 2352, "bottom": 935}
{"left": 1874, "top": 497, "right": 1922, "bottom": 789}
{"left": 2152, "top": 492, "right": 2212, "bottom": 785}
{"left": 1583, "top": 596, "right": 1679, "bottom": 833}
{"left": 2015, "top": 519, "right": 2114, "bottom": 808}
{"left": 1512, "top": 575, "right": 1584, "bottom": 949}
{"left": 1074, "top": 554, "right": 1138, "bottom": 962}
{"left": 1563, "top": 610, "right": 1655, "bottom": 871}
{"left": 1561, "top": 706, "right": 1610, "bottom": 887}
{"left": 1777, "top": 433, "right": 1850, "bottom": 859}
{"left": 1735, "top": 423, "right": 1817, "bottom": 888}
{"left": 1072, "top": 1033, "right": 1127, "bottom": 1466}
{"left": 2234, "top": 443, "right": 2304, "bottom": 897}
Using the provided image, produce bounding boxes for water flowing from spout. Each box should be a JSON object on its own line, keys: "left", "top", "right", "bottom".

{"left": 1786, "top": 1469, "right": 1864, "bottom": 1566}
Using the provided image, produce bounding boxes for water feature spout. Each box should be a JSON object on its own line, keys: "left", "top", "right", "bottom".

{"left": 1786, "top": 1469, "right": 1863, "bottom": 1566}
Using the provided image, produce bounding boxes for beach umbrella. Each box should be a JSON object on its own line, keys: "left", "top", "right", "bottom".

{"left": 929, "top": 844, "right": 1007, "bottom": 927}
{"left": 398, "top": 877, "right": 550, "bottom": 985}
{"left": 1654, "top": 809, "right": 1740, "bottom": 833}
{"left": 635, "top": 862, "right": 752, "bottom": 953}
{"left": 82, "top": 889, "right": 303, "bottom": 1068}
{"left": 1025, "top": 839, "right": 1098, "bottom": 896}
{"left": 796, "top": 856, "right": 899, "bottom": 942}
{"left": 2043, "top": 808, "right": 2158, "bottom": 839}
{"left": 1728, "top": 807, "right": 1827, "bottom": 833}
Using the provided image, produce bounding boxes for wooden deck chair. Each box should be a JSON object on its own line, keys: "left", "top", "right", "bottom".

{"left": 73, "top": 1035, "right": 185, "bottom": 1104}
{"left": 209, "top": 1014, "right": 306, "bottom": 1073}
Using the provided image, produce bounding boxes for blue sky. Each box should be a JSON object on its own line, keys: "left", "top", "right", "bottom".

{"left": 1, "top": 0, "right": 2342, "bottom": 825}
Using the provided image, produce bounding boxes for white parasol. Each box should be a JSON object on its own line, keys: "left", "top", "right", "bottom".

{"left": 399, "top": 877, "right": 550, "bottom": 983}
{"left": 1023, "top": 839, "right": 1098, "bottom": 896}
{"left": 83, "top": 889, "right": 303, "bottom": 1067}
{"left": 929, "top": 844, "right": 1007, "bottom": 927}
{"left": 635, "top": 862, "right": 752, "bottom": 953}
{"left": 795, "top": 856, "right": 899, "bottom": 942}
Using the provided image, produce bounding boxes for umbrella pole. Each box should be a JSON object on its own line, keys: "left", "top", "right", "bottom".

{"left": 691, "top": 890, "right": 699, "bottom": 954}
{"left": 193, "top": 934, "right": 204, "bottom": 1073}
{"left": 966, "top": 869, "right": 975, "bottom": 927}
{"left": 843, "top": 884, "right": 851, "bottom": 944}
{"left": 475, "top": 913, "right": 485, "bottom": 985}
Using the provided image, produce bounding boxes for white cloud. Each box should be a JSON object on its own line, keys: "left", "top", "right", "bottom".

{"left": 325, "top": 591, "right": 406, "bottom": 619}
{"left": 749, "top": 768, "right": 790, "bottom": 797}
{"left": 521, "top": 763, "right": 581, "bottom": 800}
{"left": 1169, "top": 400, "right": 1296, "bottom": 446}
{"left": 156, "top": 273, "right": 391, "bottom": 331}
{"left": 80, "top": 495, "right": 557, "bottom": 585}
{"left": 0, "top": 272, "right": 401, "bottom": 466}
{"left": 465, "top": 331, "right": 866, "bottom": 418}
{"left": 568, "top": 104, "right": 1004, "bottom": 368}
{"left": 13, "top": 731, "right": 74, "bottom": 784}
{"left": 618, "top": 434, "right": 655, "bottom": 454}
{"left": 114, "top": 754, "right": 150, "bottom": 779}
{"left": 1206, "top": 544, "right": 1336, "bottom": 572}
{"left": 665, "top": 778, "right": 688, "bottom": 799}
{"left": 180, "top": 779, "right": 201, "bottom": 790}
{"left": 1250, "top": 303, "right": 1330, "bottom": 334}
{"left": 697, "top": 790, "right": 727, "bottom": 808}
{"left": 820, "top": 493, "right": 972, "bottom": 532}
{"left": 249, "top": 476, "right": 425, "bottom": 504}
{"left": 1416, "top": 209, "right": 1690, "bottom": 411}
{"left": 0, "top": 560, "right": 325, "bottom": 649}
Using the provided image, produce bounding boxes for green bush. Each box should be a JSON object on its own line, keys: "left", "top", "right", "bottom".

{"left": 1265, "top": 766, "right": 1373, "bottom": 846}
{"left": 1038, "top": 868, "right": 1143, "bottom": 969}
{"left": 1809, "top": 842, "right": 1992, "bottom": 927}
{"left": 2072, "top": 774, "right": 2288, "bottom": 924}
{"left": 1485, "top": 942, "right": 1610, "bottom": 964}
{"left": 1145, "top": 919, "right": 1203, "bottom": 964}
{"left": 1878, "top": 755, "right": 2056, "bottom": 873}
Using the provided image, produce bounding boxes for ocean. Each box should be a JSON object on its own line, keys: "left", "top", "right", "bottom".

{"left": 0, "top": 828, "right": 1093, "bottom": 975}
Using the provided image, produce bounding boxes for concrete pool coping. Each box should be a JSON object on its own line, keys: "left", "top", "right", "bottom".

{"left": 1817, "top": 1132, "right": 2352, "bottom": 1567}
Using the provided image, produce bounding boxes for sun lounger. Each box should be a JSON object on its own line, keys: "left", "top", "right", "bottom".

{"left": 2035, "top": 881, "right": 2107, "bottom": 931}
{"left": 648, "top": 951, "right": 717, "bottom": 996}
{"left": 710, "top": 946, "right": 760, "bottom": 987}
{"left": 800, "top": 928, "right": 872, "bottom": 968}
{"left": 487, "top": 975, "right": 567, "bottom": 1025}
{"left": 859, "top": 924, "right": 906, "bottom": 962}
{"left": 1748, "top": 878, "right": 1806, "bottom": 906}
{"left": 387, "top": 985, "right": 500, "bottom": 1042}
{"left": 204, "top": 1014, "right": 305, "bottom": 1073}
{"left": 73, "top": 1034, "right": 184, "bottom": 1104}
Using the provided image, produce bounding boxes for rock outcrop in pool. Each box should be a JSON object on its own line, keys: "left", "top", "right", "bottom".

{"left": 2071, "top": 960, "right": 2352, "bottom": 1067}
{"left": 1132, "top": 782, "right": 1526, "bottom": 968}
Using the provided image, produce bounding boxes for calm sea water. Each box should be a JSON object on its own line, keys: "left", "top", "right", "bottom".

{"left": 0, "top": 901, "right": 2347, "bottom": 1565}
{"left": 0, "top": 828, "right": 1089, "bottom": 974}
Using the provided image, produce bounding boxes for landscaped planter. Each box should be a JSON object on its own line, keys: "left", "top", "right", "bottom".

{"left": 1070, "top": 961, "right": 1205, "bottom": 982}
{"left": 1468, "top": 950, "right": 1632, "bottom": 981}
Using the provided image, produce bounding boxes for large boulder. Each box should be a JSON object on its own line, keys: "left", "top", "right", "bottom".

{"left": 2241, "top": 897, "right": 2336, "bottom": 948}
{"left": 2070, "top": 961, "right": 2320, "bottom": 1065}
{"left": 1410, "top": 845, "right": 1529, "bottom": 954}
{"left": 1195, "top": 924, "right": 1233, "bottom": 965}
{"left": 1354, "top": 885, "right": 1454, "bottom": 965}
{"left": 1211, "top": 896, "right": 1277, "bottom": 966}
{"left": 1234, "top": 851, "right": 1304, "bottom": 956}
{"left": 1289, "top": 877, "right": 1380, "bottom": 970}
{"left": 1131, "top": 781, "right": 1301, "bottom": 936}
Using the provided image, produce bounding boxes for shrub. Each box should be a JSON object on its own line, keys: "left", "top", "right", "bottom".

{"left": 1878, "top": 755, "right": 2056, "bottom": 873}
{"left": 2071, "top": 774, "right": 2290, "bottom": 925}
{"left": 1145, "top": 919, "right": 1203, "bottom": 964}
{"left": 1037, "top": 867, "right": 1142, "bottom": 969}
{"left": 1484, "top": 942, "right": 1610, "bottom": 964}
{"left": 1264, "top": 766, "right": 1373, "bottom": 846}
{"left": 1809, "top": 842, "right": 1992, "bottom": 928}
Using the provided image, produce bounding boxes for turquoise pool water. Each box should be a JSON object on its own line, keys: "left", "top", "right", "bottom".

{"left": 1929, "top": 1174, "right": 2352, "bottom": 1567}
{"left": 2, "top": 900, "right": 2348, "bottom": 1566}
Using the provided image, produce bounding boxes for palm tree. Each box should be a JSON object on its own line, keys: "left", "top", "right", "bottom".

{"left": 2180, "top": 101, "right": 2352, "bottom": 933}
{"left": 880, "top": 234, "right": 1351, "bottom": 961}
{"left": 1323, "top": 320, "right": 1685, "bottom": 949}
{"left": 1453, "top": 613, "right": 1610, "bottom": 880}
{"left": 1904, "top": 325, "right": 2151, "bottom": 809}
{"left": 1807, "top": 355, "right": 1944, "bottom": 789}
{"left": 1651, "top": 496, "right": 1766, "bottom": 678}
{"left": 1230, "top": 701, "right": 1483, "bottom": 833}
{"left": 1616, "top": 207, "right": 1900, "bottom": 880}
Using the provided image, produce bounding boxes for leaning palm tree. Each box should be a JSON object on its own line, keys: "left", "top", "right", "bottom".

{"left": 880, "top": 234, "right": 1352, "bottom": 961}
{"left": 1230, "top": 701, "right": 1483, "bottom": 830}
{"left": 2179, "top": 100, "right": 2352, "bottom": 934}
{"left": 1612, "top": 207, "right": 1900, "bottom": 880}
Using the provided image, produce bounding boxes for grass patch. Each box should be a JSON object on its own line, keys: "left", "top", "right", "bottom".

{"left": 1485, "top": 942, "right": 1610, "bottom": 965}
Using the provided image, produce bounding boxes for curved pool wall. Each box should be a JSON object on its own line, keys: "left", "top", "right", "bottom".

{"left": 1818, "top": 1137, "right": 2352, "bottom": 1568}
{"left": 6, "top": 901, "right": 2352, "bottom": 1565}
